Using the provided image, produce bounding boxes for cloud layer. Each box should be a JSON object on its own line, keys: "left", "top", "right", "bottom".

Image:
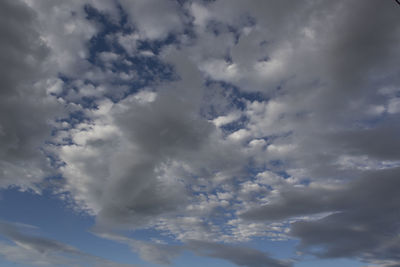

{"left": 1, "top": 0, "right": 400, "bottom": 266}
{"left": 0, "top": 221, "right": 133, "bottom": 266}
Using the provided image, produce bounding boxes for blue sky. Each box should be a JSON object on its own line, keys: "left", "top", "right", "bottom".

{"left": 1, "top": 0, "right": 400, "bottom": 266}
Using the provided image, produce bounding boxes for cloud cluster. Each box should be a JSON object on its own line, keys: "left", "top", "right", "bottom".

{"left": 2, "top": 0, "right": 400, "bottom": 266}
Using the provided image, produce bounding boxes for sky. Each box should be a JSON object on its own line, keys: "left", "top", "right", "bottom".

{"left": 0, "top": 0, "right": 400, "bottom": 266}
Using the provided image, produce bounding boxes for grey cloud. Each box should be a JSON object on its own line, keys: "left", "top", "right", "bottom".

{"left": 96, "top": 232, "right": 292, "bottom": 267}
{"left": 58, "top": 56, "right": 238, "bottom": 231}
{"left": 301, "top": 0, "right": 400, "bottom": 126}
{"left": 291, "top": 168, "right": 400, "bottom": 263}
{"left": 49, "top": 0, "right": 400, "bottom": 260}
{"left": 131, "top": 240, "right": 183, "bottom": 265}
{"left": 91, "top": 231, "right": 184, "bottom": 265}
{"left": 58, "top": 47, "right": 248, "bottom": 234}
{"left": 133, "top": 239, "right": 293, "bottom": 267}
{"left": 25, "top": 0, "right": 100, "bottom": 77}
{"left": 115, "top": 89, "right": 213, "bottom": 158}
{"left": 241, "top": 168, "right": 400, "bottom": 264}
{"left": 240, "top": 186, "right": 339, "bottom": 222}
{"left": 0, "top": 0, "right": 61, "bottom": 190}
{"left": 119, "top": 0, "right": 187, "bottom": 40}
{"left": 0, "top": 221, "right": 81, "bottom": 255}
{"left": 4, "top": 0, "right": 400, "bottom": 266}
{"left": 328, "top": 119, "right": 400, "bottom": 161}
{"left": 187, "top": 240, "right": 293, "bottom": 267}
{"left": 194, "top": 0, "right": 400, "bottom": 124}
{"left": 227, "top": 0, "right": 400, "bottom": 181}
{"left": 96, "top": 96, "right": 212, "bottom": 225}
{"left": 94, "top": 78, "right": 215, "bottom": 228}
{"left": 0, "top": 221, "right": 133, "bottom": 267}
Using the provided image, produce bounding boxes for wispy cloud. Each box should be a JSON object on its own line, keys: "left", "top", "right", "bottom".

{"left": 0, "top": 220, "right": 134, "bottom": 267}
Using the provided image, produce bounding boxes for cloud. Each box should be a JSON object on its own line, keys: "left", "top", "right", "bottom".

{"left": 186, "top": 240, "right": 293, "bottom": 267}
{"left": 0, "top": 0, "right": 62, "bottom": 190}
{"left": 241, "top": 168, "right": 400, "bottom": 263}
{"left": 94, "top": 231, "right": 292, "bottom": 267}
{"left": 53, "top": 2, "right": 400, "bottom": 263}
{"left": 197, "top": 1, "right": 400, "bottom": 264}
{"left": 0, "top": 220, "right": 134, "bottom": 267}
{"left": 2, "top": 0, "right": 400, "bottom": 266}
{"left": 52, "top": 44, "right": 250, "bottom": 240}
{"left": 119, "top": 0, "right": 186, "bottom": 40}
{"left": 55, "top": 56, "right": 242, "bottom": 231}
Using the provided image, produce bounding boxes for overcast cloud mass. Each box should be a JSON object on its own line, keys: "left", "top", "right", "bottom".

{"left": 1, "top": 0, "right": 400, "bottom": 266}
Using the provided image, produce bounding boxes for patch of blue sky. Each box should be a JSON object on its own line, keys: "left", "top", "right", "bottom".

{"left": 294, "top": 258, "right": 365, "bottom": 267}
{"left": 174, "top": 251, "right": 237, "bottom": 267}
{"left": 227, "top": 83, "right": 269, "bottom": 104}
{"left": 244, "top": 161, "right": 269, "bottom": 177}
{"left": 0, "top": 188, "right": 139, "bottom": 265}
{"left": 354, "top": 115, "right": 389, "bottom": 130}
{"left": 136, "top": 34, "right": 179, "bottom": 55}
{"left": 85, "top": 3, "right": 177, "bottom": 63}
{"left": 52, "top": 4, "right": 179, "bottom": 106}
{"left": 298, "top": 178, "right": 311, "bottom": 186}
{"left": 52, "top": 74, "right": 74, "bottom": 98}
{"left": 85, "top": 4, "right": 131, "bottom": 64}
{"left": 246, "top": 238, "right": 298, "bottom": 259}
{"left": 51, "top": 77, "right": 99, "bottom": 110}
{"left": 206, "top": 207, "right": 236, "bottom": 226}
{"left": 246, "top": 158, "right": 292, "bottom": 181}
{"left": 0, "top": 235, "right": 11, "bottom": 245}
{"left": 203, "top": 80, "right": 269, "bottom": 114}
{"left": 219, "top": 115, "right": 248, "bottom": 133}
{"left": 204, "top": 15, "right": 255, "bottom": 43}
{"left": 275, "top": 170, "right": 290, "bottom": 179}
{"left": 0, "top": 261, "right": 26, "bottom": 267}
{"left": 268, "top": 159, "right": 285, "bottom": 168}
{"left": 50, "top": 76, "right": 99, "bottom": 109}
{"left": 126, "top": 228, "right": 182, "bottom": 245}
{"left": 58, "top": 110, "right": 89, "bottom": 128}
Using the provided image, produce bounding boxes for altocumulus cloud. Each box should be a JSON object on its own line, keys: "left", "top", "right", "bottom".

{"left": 1, "top": 0, "right": 400, "bottom": 266}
